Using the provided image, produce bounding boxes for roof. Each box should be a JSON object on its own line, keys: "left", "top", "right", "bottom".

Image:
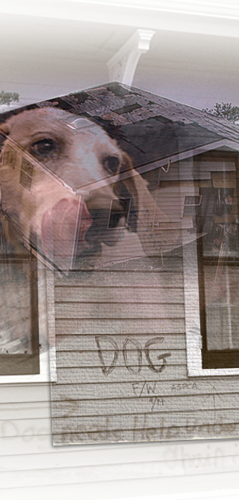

{"left": 1, "top": 82, "right": 239, "bottom": 189}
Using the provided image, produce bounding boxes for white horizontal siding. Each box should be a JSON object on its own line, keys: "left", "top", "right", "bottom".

{"left": 0, "top": 13, "right": 239, "bottom": 500}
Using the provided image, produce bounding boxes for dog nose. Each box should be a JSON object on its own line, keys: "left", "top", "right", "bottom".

{"left": 102, "top": 156, "right": 120, "bottom": 174}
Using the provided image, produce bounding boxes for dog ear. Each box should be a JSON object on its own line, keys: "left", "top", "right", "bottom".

{"left": 0, "top": 122, "right": 10, "bottom": 137}
{"left": 0, "top": 123, "right": 10, "bottom": 152}
{"left": 113, "top": 152, "right": 139, "bottom": 232}
{"left": 0, "top": 123, "right": 10, "bottom": 159}
{"left": 116, "top": 151, "right": 179, "bottom": 256}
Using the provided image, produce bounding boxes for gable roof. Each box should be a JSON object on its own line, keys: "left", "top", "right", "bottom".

{"left": 1, "top": 82, "right": 239, "bottom": 191}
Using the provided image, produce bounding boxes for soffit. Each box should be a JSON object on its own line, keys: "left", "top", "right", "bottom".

{"left": 0, "top": 15, "right": 239, "bottom": 68}
{"left": 0, "top": 15, "right": 134, "bottom": 61}
{"left": 140, "top": 31, "right": 239, "bottom": 70}
{"left": 1, "top": 0, "right": 239, "bottom": 36}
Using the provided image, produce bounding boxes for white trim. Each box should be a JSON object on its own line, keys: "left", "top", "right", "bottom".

{"left": 183, "top": 241, "right": 239, "bottom": 377}
{"left": 97, "top": 488, "right": 239, "bottom": 500}
{"left": 0, "top": 261, "right": 56, "bottom": 384}
{"left": 1, "top": 1, "right": 239, "bottom": 38}
{"left": 107, "top": 29, "right": 155, "bottom": 86}
{"left": 49, "top": 0, "right": 239, "bottom": 20}
{"left": 183, "top": 220, "right": 239, "bottom": 377}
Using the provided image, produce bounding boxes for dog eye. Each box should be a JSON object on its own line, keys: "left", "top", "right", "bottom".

{"left": 30, "top": 139, "right": 57, "bottom": 158}
{"left": 102, "top": 156, "right": 120, "bottom": 174}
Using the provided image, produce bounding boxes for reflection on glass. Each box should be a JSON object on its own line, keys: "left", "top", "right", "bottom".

{"left": 0, "top": 260, "right": 32, "bottom": 354}
{"left": 195, "top": 168, "right": 239, "bottom": 368}
{"left": 0, "top": 217, "right": 39, "bottom": 374}
{"left": 202, "top": 261, "right": 239, "bottom": 351}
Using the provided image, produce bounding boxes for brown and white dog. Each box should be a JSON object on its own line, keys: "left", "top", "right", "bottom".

{"left": 0, "top": 107, "right": 175, "bottom": 270}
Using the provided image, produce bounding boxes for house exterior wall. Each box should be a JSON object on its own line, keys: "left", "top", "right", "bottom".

{"left": 0, "top": 2, "right": 239, "bottom": 500}
{"left": 1, "top": 251, "right": 238, "bottom": 497}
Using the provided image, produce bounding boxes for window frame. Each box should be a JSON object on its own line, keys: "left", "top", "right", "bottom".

{"left": 0, "top": 259, "right": 56, "bottom": 384}
{"left": 184, "top": 238, "right": 239, "bottom": 377}
{"left": 0, "top": 252, "right": 40, "bottom": 376}
{"left": 0, "top": 132, "right": 57, "bottom": 384}
{"left": 184, "top": 151, "right": 239, "bottom": 377}
{"left": 198, "top": 246, "right": 239, "bottom": 370}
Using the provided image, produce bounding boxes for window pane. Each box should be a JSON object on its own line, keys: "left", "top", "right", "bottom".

{"left": 202, "top": 260, "right": 239, "bottom": 351}
{"left": 0, "top": 217, "right": 39, "bottom": 375}
{"left": 0, "top": 260, "right": 33, "bottom": 354}
{"left": 196, "top": 168, "right": 239, "bottom": 369}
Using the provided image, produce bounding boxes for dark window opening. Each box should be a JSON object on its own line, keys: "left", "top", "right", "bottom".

{"left": 108, "top": 198, "right": 132, "bottom": 229}
{"left": 198, "top": 244, "right": 239, "bottom": 369}
{"left": 196, "top": 176, "right": 239, "bottom": 370}
{"left": 183, "top": 195, "right": 202, "bottom": 217}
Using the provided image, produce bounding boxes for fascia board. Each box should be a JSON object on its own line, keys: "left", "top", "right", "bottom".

{"left": 0, "top": 1, "right": 239, "bottom": 38}
{"left": 54, "top": 0, "right": 239, "bottom": 19}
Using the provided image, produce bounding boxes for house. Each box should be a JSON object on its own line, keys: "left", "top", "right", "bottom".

{"left": 0, "top": 83, "right": 239, "bottom": 457}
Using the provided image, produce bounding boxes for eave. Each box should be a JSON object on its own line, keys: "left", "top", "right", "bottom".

{"left": 0, "top": 0, "right": 239, "bottom": 38}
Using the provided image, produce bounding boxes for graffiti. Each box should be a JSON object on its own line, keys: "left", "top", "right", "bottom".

{"left": 95, "top": 335, "right": 171, "bottom": 376}
{"left": 0, "top": 419, "right": 49, "bottom": 442}
{"left": 163, "top": 444, "right": 227, "bottom": 473}
{"left": 149, "top": 396, "right": 165, "bottom": 412}
{"left": 131, "top": 381, "right": 165, "bottom": 411}
{"left": 132, "top": 381, "right": 158, "bottom": 397}
{"left": 58, "top": 416, "right": 238, "bottom": 473}
{"left": 171, "top": 382, "right": 198, "bottom": 392}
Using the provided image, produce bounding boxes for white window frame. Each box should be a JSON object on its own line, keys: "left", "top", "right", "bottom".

{"left": 0, "top": 260, "right": 56, "bottom": 384}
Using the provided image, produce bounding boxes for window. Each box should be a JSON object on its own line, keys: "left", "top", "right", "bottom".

{"left": 198, "top": 245, "right": 239, "bottom": 369}
{"left": 0, "top": 212, "right": 56, "bottom": 383}
{"left": 108, "top": 198, "right": 132, "bottom": 229}
{"left": 0, "top": 251, "right": 39, "bottom": 375}
{"left": 19, "top": 157, "right": 34, "bottom": 192}
{"left": 184, "top": 153, "right": 239, "bottom": 376}
{"left": 2, "top": 146, "right": 17, "bottom": 169}
{"left": 183, "top": 195, "right": 202, "bottom": 217}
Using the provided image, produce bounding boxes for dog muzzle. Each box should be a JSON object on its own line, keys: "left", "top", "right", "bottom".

{"left": 41, "top": 197, "right": 93, "bottom": 270}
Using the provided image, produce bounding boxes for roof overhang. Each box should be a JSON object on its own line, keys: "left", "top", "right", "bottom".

{"left": 1, "top": 1, "right": 239, "bottom": 39}
{"left": 75, "top": 138, "right": 239, "bottom": 194}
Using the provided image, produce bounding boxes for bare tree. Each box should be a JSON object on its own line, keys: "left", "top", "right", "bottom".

{"left": 203, "top": 102, "right": 239, "bottom": 124}
{"left": 0, "top": 91, "right": 19, "bottom": 107}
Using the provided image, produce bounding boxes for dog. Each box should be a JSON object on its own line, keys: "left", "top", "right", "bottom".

{"left": 0, "top": 107, "right": 177, "bottom": 270}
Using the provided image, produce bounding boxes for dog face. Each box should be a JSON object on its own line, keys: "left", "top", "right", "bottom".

{"left": 0, "top": 107, "right": 139, "bottom": 269}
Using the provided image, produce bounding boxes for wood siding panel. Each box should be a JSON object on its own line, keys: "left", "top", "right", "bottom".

{"left": 55, "top": 287, "right": 184, "bottom": 304}
{"left": 55, "top": 318, "right": 185, "bottom": 335}
{"left": 55, "top": 349, "right": 186, "bottom": 367}
{"left": 1, "top": 228, "right": 239, "bottom": 489}
{"left": 55, "top": 303, "right": 184, "bottom": 319}
{"left": 55, "top": 365, "right": 187, "bottom": 384}
{"left": 55, "top": 333, "right": 186, "bottom": 351}
{"left": 52, "top": 247, "right": 239, "bottom": 446}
